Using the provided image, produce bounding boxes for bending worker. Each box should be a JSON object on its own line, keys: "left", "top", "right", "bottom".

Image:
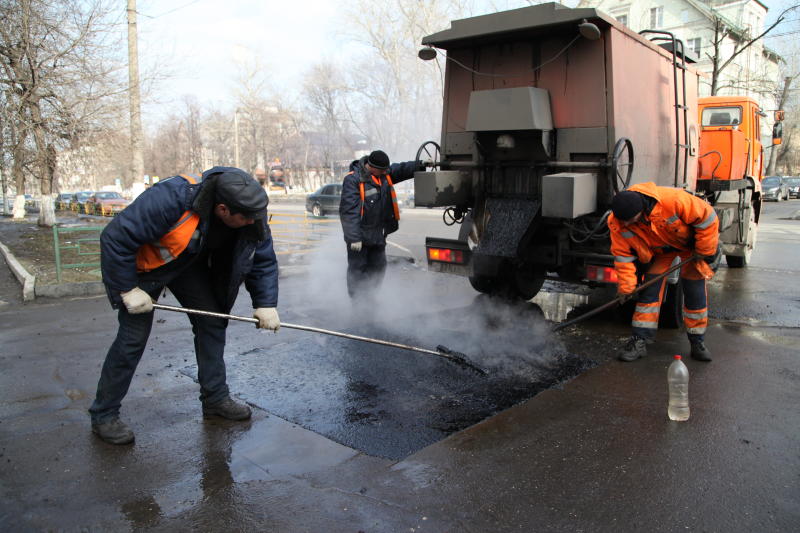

{"left": 89, "top": 167, "right": 280, "bottom": 445}
{"left": 339, "top": 150, "right": 421, "bottom": 298}
{"left": 608, "top": 182, "right": 720, "bottom": 363}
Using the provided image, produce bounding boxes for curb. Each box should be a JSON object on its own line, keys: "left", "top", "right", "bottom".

{"left": 0, "top": 239, "right": 36, "bottom": 301}
{"left": 35, "top": 281, "right": 106, "bottom": 298}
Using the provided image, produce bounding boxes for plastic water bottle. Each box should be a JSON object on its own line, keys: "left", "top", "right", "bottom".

{"left": 667, "top": 355, "right": 690, "bottom": 421}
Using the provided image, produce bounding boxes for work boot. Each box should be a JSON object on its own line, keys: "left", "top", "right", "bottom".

{"left": 202, "top": 396, "right": 252, "bottom": 421}
{"left": 690, "top": 340, "right": 712, "bottom": 362}
{"left": 92, "top": 417, "right": 135, "bottom": 445}
{"left": 618, "top": 336, "right": 647, "bottom": 362}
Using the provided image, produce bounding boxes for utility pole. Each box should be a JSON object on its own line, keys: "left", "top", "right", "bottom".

{"left": 234, "top": 109, "right": 240, "bottom": 168}
{"left": 127, "top": 0, "right": 145, "bottom": 187}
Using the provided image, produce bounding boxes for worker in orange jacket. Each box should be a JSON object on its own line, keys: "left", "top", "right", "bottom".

{"left": 607, "top": 182, "right": 721, "bottom": 362}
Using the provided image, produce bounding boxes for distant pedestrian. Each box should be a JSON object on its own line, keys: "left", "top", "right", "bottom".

{"left": 608, "top": 183, "right": 720, "bottom": 362}
{"left": 339, "top": 150, "right": 421, "bottom": 298}
{"left": 90, "top": 167, "right": 280, "bottom": 445}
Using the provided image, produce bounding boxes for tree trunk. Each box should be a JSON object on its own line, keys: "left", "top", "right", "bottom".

{"left": 766, "top": 77, "right": 793, "bottom": 176}
{"left": 12, "top": 195, "right": 26, "bottom": 219}
{"left": 12, "top": 136, "right": 26, "bottom": 220}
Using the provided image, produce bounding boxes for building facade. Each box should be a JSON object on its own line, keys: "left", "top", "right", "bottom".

{"left": 579, "top": 0, "right": 781, "bottom": 146}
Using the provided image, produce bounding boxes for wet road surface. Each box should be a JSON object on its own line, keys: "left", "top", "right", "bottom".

{"left": 0, "top": 200, "right": 798, "bottom": 531}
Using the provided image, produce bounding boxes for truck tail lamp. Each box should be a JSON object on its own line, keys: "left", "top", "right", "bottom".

{"left": 425, "top": 237, "right": 471, "bottom": 266}
{"left": 586, "top": 265, "right": 618, "bottom": 283}
{"left": 428, "top": 247, "right": 465, "bottom": 264}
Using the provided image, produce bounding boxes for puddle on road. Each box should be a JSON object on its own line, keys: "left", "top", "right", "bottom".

{"left": 531, "top": 290, "right": 590, "bottom": 322}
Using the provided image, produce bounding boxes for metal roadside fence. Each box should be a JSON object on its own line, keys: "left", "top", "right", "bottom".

{"left": 53, "top": 225, "right": 103, "bottom": 283}
{"left": 50, "top": 213, "right": 336, "bottom": 282}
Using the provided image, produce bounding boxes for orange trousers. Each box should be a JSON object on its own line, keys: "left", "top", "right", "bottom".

{"left": 631, "top": 252, "right": 708, "bottom": 342}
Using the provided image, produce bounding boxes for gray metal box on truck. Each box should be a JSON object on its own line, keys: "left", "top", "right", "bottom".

{"left": 541, "top": 172, "right": 597, "bottom": 218}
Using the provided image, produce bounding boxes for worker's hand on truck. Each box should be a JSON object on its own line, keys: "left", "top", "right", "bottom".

{"left": 254, "top": 307, "right": 280, "bottom": 332}
{"left": 120, "top": 287, "right": 154, "bottom": 314}
{"left": 700, "top": 243, "right": 722, "bottom": 270}
{"left": 350, "top": 241, "right": 362, "bottom": 252}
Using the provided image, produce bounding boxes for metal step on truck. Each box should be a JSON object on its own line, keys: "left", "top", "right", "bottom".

{"left": 411, "top": 2, "right": 782, "bottom": 325}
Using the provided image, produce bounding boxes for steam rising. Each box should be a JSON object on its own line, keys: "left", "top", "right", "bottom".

{"left": 297, "top": 227, "right": 576, "bottom": 379}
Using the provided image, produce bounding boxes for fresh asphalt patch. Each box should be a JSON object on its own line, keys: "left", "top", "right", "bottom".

{"left": 181, "top": 304, "right": 596, "bottom": 460}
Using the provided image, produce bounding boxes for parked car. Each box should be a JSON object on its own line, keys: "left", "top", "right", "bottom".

{"left": 762, "top": 176, "right": 790, "bottom": 201}
{"left": 305, "top": 184, "right": 342, "bottom": 217}
{"left": 23, "top": 194, "right": 41, "bottom": 212}
{"left": 84, "top": 191, "right": 130, "bottom": 215}
{"left": 784, "top": 176, "right": 800, "bottom": 198}
{"left": 71, "top": 191, "right": 94, "bottom": 212}
{"left": 56, "top": 193, "right": 73, "bottom": 209}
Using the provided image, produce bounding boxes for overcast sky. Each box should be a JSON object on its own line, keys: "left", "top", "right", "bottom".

{"left": 132, "top": 0, "right": 796, "bottom": 122}
{"left": 135, "top": 0, "right": 347, "bottom": 118}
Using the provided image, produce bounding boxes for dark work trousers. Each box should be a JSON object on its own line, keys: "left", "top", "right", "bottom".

{"left": 346, "top": 244, "right": 387, "bottom": 298}
{"left": 89, "top": 260, "right": 229, "bottom": 423}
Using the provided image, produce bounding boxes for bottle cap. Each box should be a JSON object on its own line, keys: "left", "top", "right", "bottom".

{"left": 674, "top": 355, "right": 682, "bottom": 360}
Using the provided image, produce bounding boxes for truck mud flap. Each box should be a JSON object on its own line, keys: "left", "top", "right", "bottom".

{"left": 475, "top": 198, "right": 540, "bottom": 258}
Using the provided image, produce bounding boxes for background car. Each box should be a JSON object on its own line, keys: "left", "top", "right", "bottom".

{"left": 84, "top": 191, "right": 130, "bottom": 215}
{"left": 762, "top": 176, "right": 790, "bottom": 201}
{"left": 56, "top": 193, "right": 73, "bottom": 209}
{"left": 783, "top": 176, "right": 800, "bottom": 198}
{"left": 305, "top": 183, "right": 342, "bottom": 217}
{"left": 71, "top": 191, "right": 94, "bottom": 212}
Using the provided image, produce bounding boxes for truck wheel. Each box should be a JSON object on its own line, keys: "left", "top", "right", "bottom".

{"left": 513, "top": 267, "right": 545, "bottom": 300}
{"left": 726, "top": 205, "right": 757, "bottom": 268}
{"left": 312, "top": 203, "right": 323, "bottom": 217}
{"left": 468, "top": 268, "right": 544, "bottom": 300}
{"left": 469, "top": 275, "right": 499, "bottom": 295}
{"left": 659, "top": 280, "right": 683, "bottom": 329}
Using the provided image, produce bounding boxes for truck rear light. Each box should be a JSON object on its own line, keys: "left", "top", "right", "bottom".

{"left": 586, "top": 265, "right": 618, "bottom": 283}
{"left": 428, "top": 247, "right": 465, "bottom": 264}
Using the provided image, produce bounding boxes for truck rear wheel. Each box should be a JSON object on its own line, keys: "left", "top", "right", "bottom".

{"left": 726, "top": 205, "right": 757, "bottom": 268}
{"left": 468, "top": 266, "right": 544, "bottom": 300}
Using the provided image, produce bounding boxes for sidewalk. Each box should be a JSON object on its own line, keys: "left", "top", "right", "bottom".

{"left": 0, "top": 284, "right": 797, "bottom": 531}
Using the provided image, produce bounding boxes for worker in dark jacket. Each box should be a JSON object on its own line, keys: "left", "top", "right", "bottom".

{"left": 89, "top": 167, "right": 280, "bottom": 445}
{"left": 608, "top": 183, "right": 720, "bottom": 363}
{"left": 339, "top": 150, "right": 420, "bottom": 298}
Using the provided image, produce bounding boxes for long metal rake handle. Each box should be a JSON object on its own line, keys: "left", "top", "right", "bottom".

{"left": 152, "top": 303, "right": 487, "bottom": 375}
{"left": 551, "top": 254, "right": 700, "bottom": 332}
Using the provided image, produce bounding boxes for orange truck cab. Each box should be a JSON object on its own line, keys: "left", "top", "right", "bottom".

{"left": 695, "top": 96, "right": 783, "bottom": 267}
{"left": 697, "top": 96, "right": 770, "bottom": 187}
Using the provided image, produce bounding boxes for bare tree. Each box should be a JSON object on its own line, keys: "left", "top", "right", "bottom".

{"left": 706, "top": 5, "right": 798, "bottom": 96}
{"left": 0, "top": 0, "right": 124, "bottom": 225}
{"left": 340, "top": 0, "right": 468, "bottom": 158}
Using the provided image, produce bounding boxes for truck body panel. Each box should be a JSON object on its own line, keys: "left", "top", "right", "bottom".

{"left": 416, "top": 2, "right": 775, "bottom": 296}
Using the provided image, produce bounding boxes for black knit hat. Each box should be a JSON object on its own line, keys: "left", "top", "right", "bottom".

{"left": 367, "top": 150, "right": 390, "bottom": 169}
{"left": 214, "top": 169, "right": 268, "bottom": 218}
{"left": 611, "top": 191, "right": 645, "bottom": 221}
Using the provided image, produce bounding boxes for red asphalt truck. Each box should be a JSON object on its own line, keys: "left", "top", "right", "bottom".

{"left": 413, "top": 2, "right": 782, "bottom": 324}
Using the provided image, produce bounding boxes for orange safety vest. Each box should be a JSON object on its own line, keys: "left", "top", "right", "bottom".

{"left": 135, "top": 174, "right": 201, "bottom": 273}
{"left": 608, "top": 182, "right": 718, "bottom": 293}
{"left": 354, "top": 173, "right": 400, "bottom": 221}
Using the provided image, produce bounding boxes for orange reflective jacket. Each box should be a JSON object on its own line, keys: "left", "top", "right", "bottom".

{"left": 357, "top": 173, "right": 400, "bottom": 221}
{"left": 608, "top": 182, "right": 719, "bottom": 293}
{"left": 135, "top": 174, "right": 201, "bottom": 272}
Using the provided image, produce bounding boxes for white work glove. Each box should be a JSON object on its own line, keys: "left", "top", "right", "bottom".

{"left": 254, "top": 307, "right": 280, "bottom": 332}
{"left": 350, "top": 241, "right": 362, "bottom": 252}
{"left": 120, "top": 287, "right": 154, "bottom": 314}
